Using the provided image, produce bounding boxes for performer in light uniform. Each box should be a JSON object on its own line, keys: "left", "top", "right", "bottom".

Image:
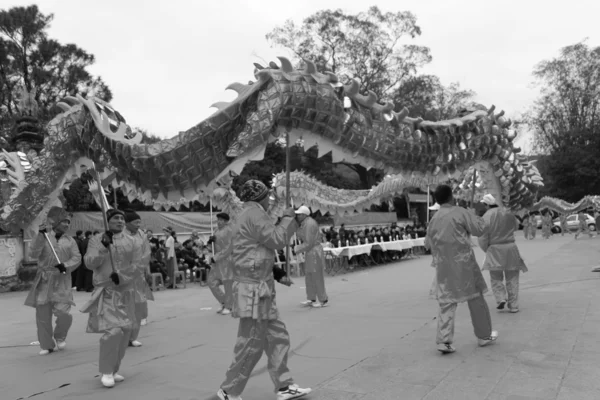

{"left": 528, "top": 213, "right": 537, "bottom": 239}
{"left": 124, "top": 210, "right": 153, "bottom": 347}
{"left": 425, "top": 185, "right": 498, "bottom": 354}
{"left": 24, "top": 207, "right": 81, "bottom": 355}
{"left": 522, "top": 214, "right": 531, "bottom": 240}
{"left": 541, "top": 209, "right": 552, "bottom": 239}
{"left": 217, "top": 180, "right": 311, "bottom": 400}
{"left": 208, "top": 212, "right": 234, "bottom": 315}
{"left": 559, "top": 213, "right": 569, "bottom": 236}
{"left": 574, "top": 211, "right": 594, "bottom": 239}
{"left": 80, "top": 209, "right": 140, "bottom": 388}
{"left": 294, "top": 205, "right": 329, "bottom": 308}
{"left": 478, "top": 194, "right": 527, "bottom": 313}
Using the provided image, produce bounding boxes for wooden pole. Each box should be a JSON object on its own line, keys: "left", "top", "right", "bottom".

{"left": 285, "top": 132, "right": 292, "bottom": 277}
{"left": 209, "top": 197, "right": 215, "bottom": 256}
{"left": 426, "top": 185, "right": 430, "bottom": 222}
{"left": 470, "top": 169, "right": 478, "bottom": 207}
{"left": 113, "top": 186, "right": 118, "bottom": 208}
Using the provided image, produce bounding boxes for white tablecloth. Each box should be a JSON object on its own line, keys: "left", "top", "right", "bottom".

{"left": 323, "top": 238, "right": 425, "bottom": 258}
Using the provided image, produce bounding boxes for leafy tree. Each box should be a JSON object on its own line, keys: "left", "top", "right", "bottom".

{"left": 526, "top": 41, "right": 600, "bottom": 200}
{"left": 0, "top": 5, "right": 112, "bottom": 144}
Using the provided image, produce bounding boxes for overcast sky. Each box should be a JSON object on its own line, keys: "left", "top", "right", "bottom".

{"left": 8, "top": 0, "right": 600, "bottom": 153}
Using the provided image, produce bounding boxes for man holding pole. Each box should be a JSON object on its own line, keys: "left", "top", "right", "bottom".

{"left": 208, "top": 212, "right": 234, "bottom": 315}
{"left": 217, "top": 180, "right": 311, "bottom": 400}
{"left": 80, "top": 209, "right": 141, "bottom": 388}
{"left": 24, "top": 207, "right": 81, "bottom": 355}
{"left": 294, "top": 205, "right": 329, "bottom": 308}
{"left": 124, "top": 210, "right": 153, "bottom": 346}
{"left": 478, "top": 194, "right": 527, "bottom": 313}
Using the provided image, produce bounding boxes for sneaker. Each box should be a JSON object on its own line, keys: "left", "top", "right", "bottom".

{"left": 478, "top": 330, "right": 499, "bottom": 347}
{"left": 101, "top": 374, "right": 115, "bottom": 388}
{"left": 217, "top": 388, "right": 242, "bottom": 400}
{"left": 277, "top": 384, "right": 312, "bottom": 400}
{"left": 56, "top": 340, "right": 67, "bottom": 350}
{"left": 141, "top": 319, "right": 147, "bottom": 326}
{"left": 496, "top": 301, "right": 506, "bottom": 310}
{"left": 217, "top": 306, "right": 225, "bottom": 314}
{"left": 39, "top": 348, "right": 56, "bottom": 356}
{"left": 300, "top": 300, "right": 314, "bottom": 306}
{"left": 320, "top": 300, "right": 329, "bottom": 307}
{"left": 311, "top": 302, "right": 322, "bottom": 308}
{"left": 592, "top": 267, "right": 600, "bottom": 272}
{"left": 509, "top": 308, "right": 520, "bottom": 313}
{"left": 113, "top": 373, "right": 125, "bottom": 382}
{"left": 129, "top": 340, "right": 142, "bottom": 347}
{"left": 221, "top": 308, "right": 231, "bottom": 315}
{"left": 437, "top": 343, "right": 456, "bottom": 354}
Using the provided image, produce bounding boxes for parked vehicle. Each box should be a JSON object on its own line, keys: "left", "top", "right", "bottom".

{"left": 552, "top": 213, "right": 596, "bottom": 233}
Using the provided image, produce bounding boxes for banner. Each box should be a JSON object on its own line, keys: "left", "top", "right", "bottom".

{"left": 0, "top": 235, "right": 23, "bottom": 277}
{"left": 67, "top": 212, "right": 216, "bottom": 237}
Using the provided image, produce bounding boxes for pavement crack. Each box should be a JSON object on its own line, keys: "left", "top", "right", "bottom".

{"left": 290, "top": 351, "right": 351, "bottom": 361}
{"left": 15, "top": 383, "right": 71, "bottom": 400}
{"left": 132, "top": 343, "right": 205, "bottom": 366}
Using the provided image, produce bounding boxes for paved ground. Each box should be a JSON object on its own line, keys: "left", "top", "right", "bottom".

{"left": 1, "top": 231, "right": 599, "bottom": 400}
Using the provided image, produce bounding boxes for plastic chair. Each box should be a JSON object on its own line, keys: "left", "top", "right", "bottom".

{"left": 174, "top": 271, "right": 187, "bottom": 288}
{"left": 151, "top": 273, "right": 165, "bottom": 291}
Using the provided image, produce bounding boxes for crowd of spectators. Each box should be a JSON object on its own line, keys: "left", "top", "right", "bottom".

{"left": 322, "top": 223, "right": 427, "bottom": 248}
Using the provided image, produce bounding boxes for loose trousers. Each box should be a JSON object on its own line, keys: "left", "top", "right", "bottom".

{"left": 305, "top": 268, "right": 328, "bottom": 303}
{"left": 489, "top": 270, "right": 520, "bottom": 310}
{"left": 575, "top": 224, "right": 593, "bottom": 238}
{"left": 221, "top": 318, "right": 294, "bottom": 396}
{"left": 529, "top": 225, "right": 537, "bottom": 239}
{"left": 436, "top": 294, "right": 492, "bottom": 345}
{"left": 99, "top": 327, "right": 132, "bottom": 374}
{"left": 129, "top": 302, "right": 148, "bottom": 341}
{"left": 208, "top": 270, "right": 233, "bottom": 309}
{"left": 166, "top": 258, "right": 177, "bottom": 286}
{"left": 36, "top": 302, "right": 73, "bottom": 350}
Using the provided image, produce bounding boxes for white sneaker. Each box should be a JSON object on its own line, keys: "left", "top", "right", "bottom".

{"left": 101, "top": 374, "right": 115, "bottom": 388}
{"left": 217, "top": 388, "right": 242, "bottom": 400}
{"left": 221, "top": 308, "right": 231, "bottom": 315}
{"left": 509, "top": 308, "right": 520, "bottom": 313}
{"left": 129, "top": 340, "right": 142, "bottom": 347}
{"left": 56, "top": 340, "right": 67, "bottom": 350}
{"left": 437, "top": 343, "right": 456, "bottom": 354}
{"left": 113, "top": 373, "right": 125, "bottom": 382}
{"left": 39, "top": 348, "right": 56, "bottom": 356}
{"left": 478, "top": 330, "right": 499, "bottom": 347}
{"left": 277, "top": 384, "right": 312, "bottom": 400}
{"left": 141, "top": 319, "right": 147, "bottom": 326}
{"left": 311, "top": 302, "right": 322, "bottom": 308}
{"left": 217, "top": 306, "right": 225, "bottom": 314}
{"left": 300, "top": 300, "right": 314, "bottom": 306}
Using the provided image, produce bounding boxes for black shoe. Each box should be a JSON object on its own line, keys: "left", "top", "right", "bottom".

{"left": 496, "top": 301, "right": 506, "bottom": 310}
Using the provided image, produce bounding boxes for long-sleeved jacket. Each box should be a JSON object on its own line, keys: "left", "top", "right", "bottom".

{"left": 230, "top": 202, "right": 297, "bottom": 320}
{"left": 478, "top": 207, "right": 527, "bottom": 272}
{"left": 80, "top": 232, "right": 140, "bottom": 332}
{"left": 126, "top": 228, "right": 154, "bottom": 303}
{"left": 24, "top": 231, "right": 81, "bottom": 308}
{"left": 295, "top": 216, "right": 325, "bottom": 274}
{"left": 426, "top": 204, "right": 488, "bottom": 304}
{"left": 213, "top": 223, "right": 234, "bottom": 280}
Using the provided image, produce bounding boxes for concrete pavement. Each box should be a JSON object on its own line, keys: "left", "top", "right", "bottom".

{"left": 1, "top": 232, "right": 599, "bottom": 400}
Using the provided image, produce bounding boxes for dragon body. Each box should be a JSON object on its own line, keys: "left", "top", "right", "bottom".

{"left": 1, "top": 57, "right": 544, "bottom": 234}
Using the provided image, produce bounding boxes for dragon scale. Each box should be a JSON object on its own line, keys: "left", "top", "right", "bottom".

{"left": 0, "top": 57, "right": 544, "bottom": 234}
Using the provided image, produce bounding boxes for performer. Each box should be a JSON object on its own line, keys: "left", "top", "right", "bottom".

{"left": 124, "top": 210, "right": 154, "bottom": 347}
{"left": 24, "top": 207, "right": 81, "bottom": 355}
{"left": 478, "top": 194, "right": 527, "bottom": 313}
{"left": 522, "top": 214, "right": 531, "bottom": 240}
{"left": 294, "top": 205, "right": 329, "bottom": 308}
{"left": 574, "top": 211, "right": 594, "bottom": 239}
{"left": 425, "top": 185, "right": 498, "bottom": 354}
{"left": 528, "top": 213, "right": 537, "bottom": 239}
{"left": 164, "top": 227, "right": 177, "bottom": 288}
{"left": 559, "top": 213, "right": 569, "bottom": 236}
{"left": 208, "top": 212, "right": 234, "bottom": 315}
{"left": 80, "top": 209, "right": 140, "bottom": 388}
{"left": 541, "top": 210, "right": 552, "bottom": 239}
{"left": 217, "top": 180, "right": 311, "bottom": 400}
